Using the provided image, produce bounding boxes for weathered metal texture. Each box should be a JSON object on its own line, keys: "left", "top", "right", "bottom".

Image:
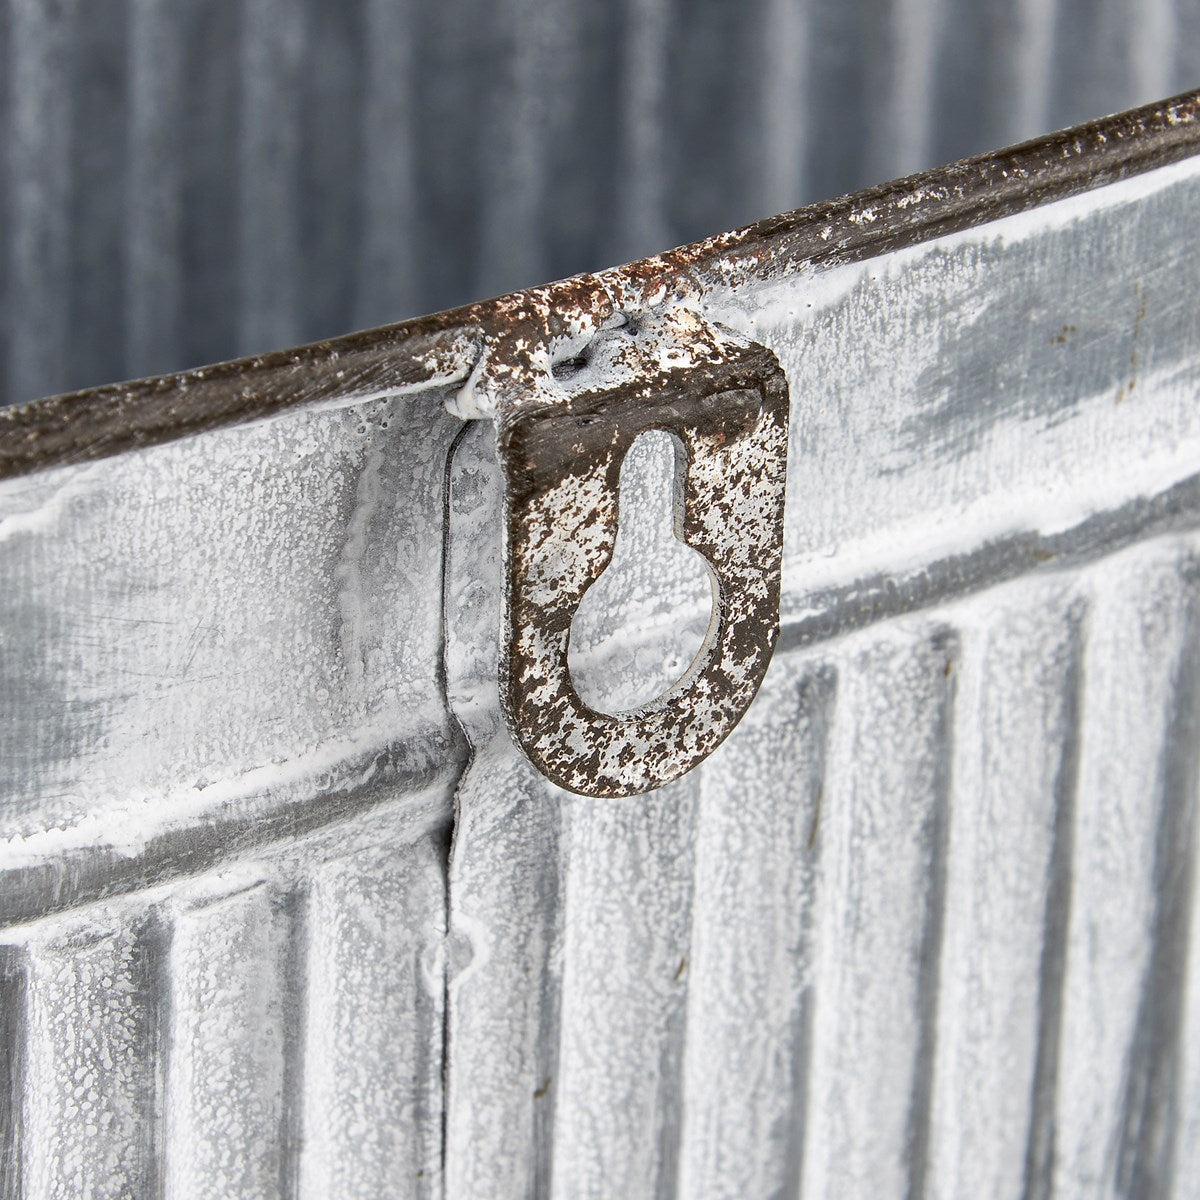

{"left": 486, "top": 306, "right": 789, "bottom": 795}
{"left": 3, "top": 0, "right": 1200, "bottom": 411}
{"left": 3, "top": 94, "right": 1200, "bottom": 1198}
{"left": 0, "top": 381, "right": 463, "bottom": 1197}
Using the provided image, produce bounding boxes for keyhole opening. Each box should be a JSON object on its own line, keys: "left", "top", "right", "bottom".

{"left": 568, "top": 429, "right": 716, "bottom": 714}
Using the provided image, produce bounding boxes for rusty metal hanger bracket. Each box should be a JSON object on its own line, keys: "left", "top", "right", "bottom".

{"left": 481, "top": 304, "right": 790, "bottom": 797}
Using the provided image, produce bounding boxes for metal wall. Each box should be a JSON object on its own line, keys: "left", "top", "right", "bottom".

{"left": 1, "top": 0, "right": 1200, "bottom": 407}
{"left": 3, "top": 118, "right": 1200, "bottom": 1197}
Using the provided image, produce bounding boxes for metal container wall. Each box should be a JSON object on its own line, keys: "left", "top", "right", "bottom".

{"left": 3, "top": 26, "right": 1200, "bottom": 1200}
{"left": 3, "top": 92, "right": 1200, "bottom": 1197}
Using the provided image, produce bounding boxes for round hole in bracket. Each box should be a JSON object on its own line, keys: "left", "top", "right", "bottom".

{"left": 567, "top": 428, "right": 716, "bottom": 714}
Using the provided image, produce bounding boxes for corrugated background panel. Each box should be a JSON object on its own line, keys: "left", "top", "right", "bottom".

{"left": 1, "top": 0, "right": 1200, "bottom": 406}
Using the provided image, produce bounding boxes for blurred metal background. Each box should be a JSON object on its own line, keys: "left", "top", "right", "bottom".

{"left": 1, "top": 0, "right": 1199, "bottom": 406}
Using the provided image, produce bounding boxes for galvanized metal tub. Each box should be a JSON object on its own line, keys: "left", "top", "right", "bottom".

{"left": 2, "top": 50, "right": 1200, "bottom": 1200}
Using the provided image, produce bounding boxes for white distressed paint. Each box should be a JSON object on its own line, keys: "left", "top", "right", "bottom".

{"left": 927, "top": 582, "right": 1080, "bottom": 1198}
{"left": 163, "top": 880, "right": 292, "bottom": 1200}
{"left": 1053, "top": 546, "right": 1195, "bottom": 1197}
{"left": 299, "top": 833, "right": 445, "bottom": 1198}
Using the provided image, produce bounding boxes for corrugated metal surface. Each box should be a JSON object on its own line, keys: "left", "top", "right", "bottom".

{"left": 431, "top": 143, "right": 1200, "bottom": 1193}
{"left": 4, "top": 34, "right": 1200, "bottom": 1200}
{"left": 6, "top": 127, "right": 1199, "bottom": 1196}
{"left": 4, "top": 545, "right": 1198, "bottom": 1197}
{"left": 2, "top": 0, "right": 1200, "bottom": 407}
{"left": 2, "top": 831, "right": 450, "bottom": 1198}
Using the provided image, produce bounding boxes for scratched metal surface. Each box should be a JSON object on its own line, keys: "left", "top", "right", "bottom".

{"left": 3, "top": 0, "right": 1200, "bottom": 408}
{"left": 4, "top": 120, "right": 1200, "bottom": 1200}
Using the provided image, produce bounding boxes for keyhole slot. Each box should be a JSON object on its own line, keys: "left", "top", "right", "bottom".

{"left": 568, "top": 429, "right": 717, "bottom": 714}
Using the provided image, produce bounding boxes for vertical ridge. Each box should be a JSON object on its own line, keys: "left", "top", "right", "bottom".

{"left": 22, "top": 920, "right": 160, "bottom": 1197}
{"left": 926, "top": 588, "right": 1085, "bottom": 1200}
{"left": 354, "top": 0, "right": 414, "bottom": 329}
{"left": 532, "top": 846, "right": 564, "bottom": 1200}
{"left": 134, "top": 915, "right": 169, "bottom": 1200}
{"left": 0, "top": 0, "right": 11, "bottom": 407}
{"left": 298, "top": 0, "right": 364, "bottom": 343}
{"left": 298, "top": 830, "right": 448, "bottom": 1199}
{"left": 163, "top": 877, "right": 292, "bottom": 1200}
{"left": 1053, "top": 548, "right": 1195, "bottom": 1195}
{"left": 1131, "top": 0, "right": 1177, "bottom": 110}
{"left": 406, "top": 0, "right": 486, "bottom": 315}
{"left": 125, "top": 0, "right": 184, "bottom": 379}
{"left": 903, "top": 629, "right": 956, "bottom": 1200}
{"left": 1047, "top": 0, "right": 1139, "bottom": 132}
{"left": 0, "top": 946, "right": 25, "bottom": 1200}
{"left": 865, "top": 0, "right": 945, "bottom": 183}
{"left": 1177, "top": 0, "right": 1200, "bottom": 96}
{"left": 472, "top": 0, "right": 567, "bottom": 301}
{"left": 1177, "top": 541, "right": 1200, "bottom": 1200}
{"left": 237, "top": 0, "right": 306, "bottom": 355}
{"left": 1113, "top": 575, "right": 1200, "bottom": 1197}
{"left": 784, "top": 984, "right": 815, "bottom": 1200}
{"left": 674, "top": 660, "right": 836, "bottom": 1200}
{"left": 1010, "top": 0, "right": 1057, "bottom": 143}
{"left": 609, "top": 0, "right": 673, "bottom": 265}
{"left": 760, "top": 0, "right": 810, "bottom": 216}
{"left": 67, "top": 0, "right": 128, "bottom": 391}
{"left": 802, "top": 0, "right": 873, "bottom": 200}
{"left": 1022, "top": 607, "right": 1086, "bottom": 1200}
{"left": 177, "top": 0, "right": 238, "bottom": 369}
{"left": 928, "top": 0, "right": 1058, "bottom": 164}
{"left": 278, "top": 888, "right": 309, "bottom": 1200}
{"left": 145, "top": 910, "right": 173, "bottom": 1200}
{"left": 550, "top": 774, "right": 698, "bottom": 1200}
{"left": 664, "top": 1, "right": 765, "bottom": 244}
{"left": 539, "top": 0, "right": 616, "bottom": 285}
{"left": 800, "top": 624, "right": 959, "bottom": 1198}
{"left": 444, "top": 761, "right": 565, "bottom": 1200}
{"left": 6, "top": 0, "right": 76, "bottom": 405}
